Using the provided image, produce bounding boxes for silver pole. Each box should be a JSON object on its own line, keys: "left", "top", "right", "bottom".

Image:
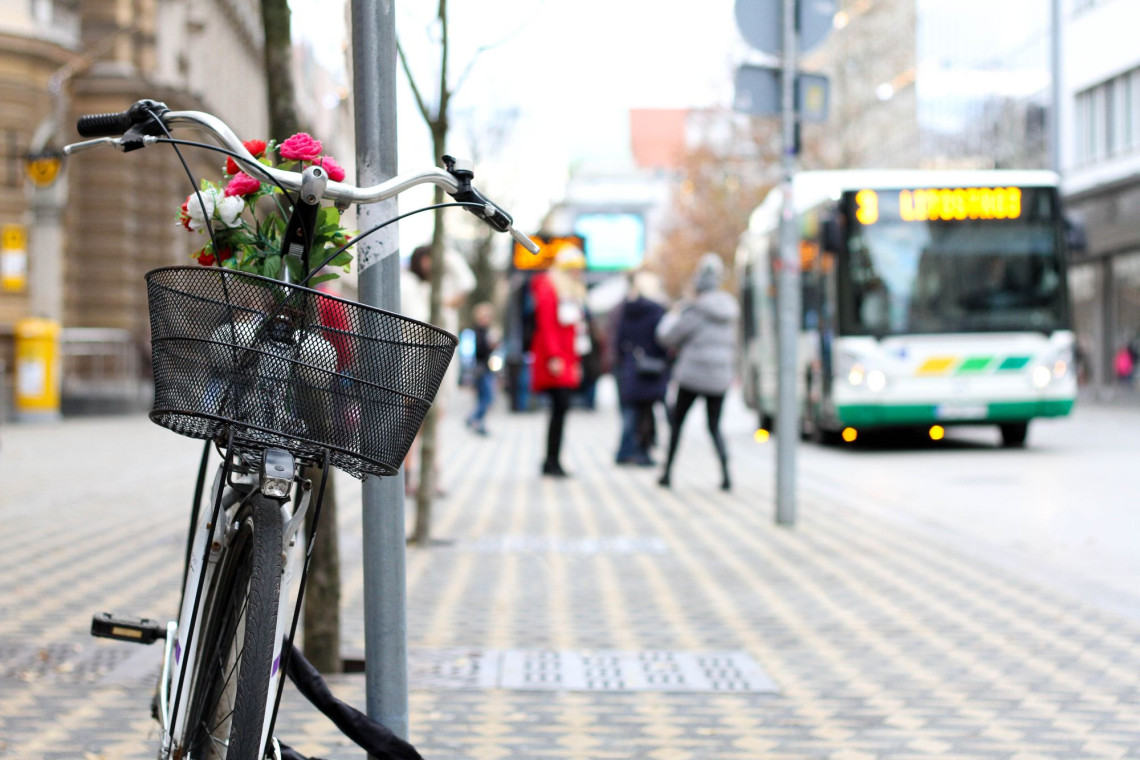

{"left": 1050, "top": 0, "right": 1062, "bottom": 175}
{"left": 775, "top": 0, "right": 799, "bottom": 526}
{"left": 351, "top": 0, "right": 411, "bottom": 743}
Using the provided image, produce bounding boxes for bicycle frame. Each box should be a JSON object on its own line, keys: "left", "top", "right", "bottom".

{"left": 67, "top": 98, "right": 529, "bottom": 759}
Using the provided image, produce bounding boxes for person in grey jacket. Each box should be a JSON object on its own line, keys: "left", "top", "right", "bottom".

{"left": 655, "top": 253, "right": 740, "bottom": 490}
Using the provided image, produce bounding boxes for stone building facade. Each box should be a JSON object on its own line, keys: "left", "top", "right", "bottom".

{"left": 1, "top": 0, "right": 268, "bottom": 412}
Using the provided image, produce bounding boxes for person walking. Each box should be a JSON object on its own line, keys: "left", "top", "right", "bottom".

{"left": 656, "top": 253, "right": 739, "bottom": 491}
{"left": 465, "top": 301, "right": 499, "bottom": 436}
{"left": 530, "top": 245, "right": 589, "bottom": 477}
{"left": 612, "top": 271, "right": 669, "bottom": 466}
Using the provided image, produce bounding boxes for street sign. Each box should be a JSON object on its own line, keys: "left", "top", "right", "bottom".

{"left": 733, "top": 65, "right": 829, "bottom": 122}
{"left": 512, "top": 234, "right": 586, "bottom": 271}
{"left": 2, "top": 223, "right": 27, "bottom": 292}
{"left": 734, "top": 0, "right": 780, "bottom": 56}
{"left": 25, "top": 151, "right": 62, "bottom": 188}
{"left": 734, "top": 0, "right": 838, "bottom": 55}
{"left": 798, "top": 73, "right": 829, "bottom": 123}
{"left": 799, "top": 0, "right": 839, "bottom": 53}
{"left": 734, "top": 64, "right": 781, "bottom": 116}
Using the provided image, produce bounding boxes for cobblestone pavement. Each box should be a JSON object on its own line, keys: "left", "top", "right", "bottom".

{"left": 2, "top": 390, "right": 1139, "bottom": 759}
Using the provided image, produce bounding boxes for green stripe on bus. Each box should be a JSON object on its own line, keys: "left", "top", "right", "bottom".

{"left": 997, "top": 356, "right": 1031, "bottom": 370}
{"left": 837, "top": 399, "right": 1074, "bottom": 427}
{"left": 956, "top": 356, "right": 993, "bottom": 373}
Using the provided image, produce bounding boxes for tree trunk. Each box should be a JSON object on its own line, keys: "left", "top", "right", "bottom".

{"left": 410, "top": 121, "right": 449, "bottom": 545}
{"left": 302, "top": 466, "right": 341, "bottom": 673}
{"left": 261, "top": 0, "right": 338, "bottom": 668}
{"left": 261, "top": 0, "right": 300, "bottom": 140}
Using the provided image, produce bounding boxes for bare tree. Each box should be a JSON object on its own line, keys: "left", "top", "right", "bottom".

{"left": 655, "top": 114, "right": 780, "bottom": 297}
{"left": 398, "top": 0, "right": 508, "bottom": 544}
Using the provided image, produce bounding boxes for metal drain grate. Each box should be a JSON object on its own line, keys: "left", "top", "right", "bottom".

{"left": 408, "top": 649, "right": 778, "bottom": 693}
{"left": 461, "top": 535, "right": 669, "bottom": 556}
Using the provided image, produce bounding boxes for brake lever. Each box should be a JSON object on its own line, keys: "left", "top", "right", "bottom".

{"left": 62, "top": 137, "right": 121, "bottom": 156}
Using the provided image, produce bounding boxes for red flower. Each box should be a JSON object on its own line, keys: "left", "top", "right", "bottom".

{"left": 179, "top": 200, "right": 191, "bottom": 229}
{"left": 279, "top": 132, "right": 323, "bottom": 161}
{"left": 226, "top": 140, "right": 268, "bottom": 175}
{"left": 195, "top": 247, "right": 231, "bottom": 267}
{"left": 315, "top": 155, "right": 346, "bottom": 182}
{"left": 225, "top": 172, "right": 261, "bottom": 197}
{"left": 244, "top": 139, "right": 267, "bottom": 158}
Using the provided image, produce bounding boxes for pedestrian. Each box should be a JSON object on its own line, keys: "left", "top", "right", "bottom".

{"left": 612, "top": 270, "right": 669, "bottom": 466}
{"left": 530, "top": 244, "right": 590, "bottom": 477}
{"left": 465, "top": 301, "right": 499, "bottom": 436}
{"left": 400, "top": 243, "right": 475, "bottom": 494}
{"left": 1115, "top": 343, "right": 1135, "bottom": 385}
{"left": 656, "top": 253, "right": 739, "bottom": 491}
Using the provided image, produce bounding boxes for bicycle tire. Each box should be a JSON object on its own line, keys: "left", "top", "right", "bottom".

{"left": 180, "top": 494, "right": 283, "bottom": 759}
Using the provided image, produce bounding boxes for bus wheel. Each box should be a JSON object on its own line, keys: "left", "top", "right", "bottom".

{"left": 999, "top": 422, "right": 1029, "bottom": 448}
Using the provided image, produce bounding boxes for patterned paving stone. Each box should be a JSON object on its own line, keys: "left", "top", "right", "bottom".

{"left": 3, "top": 398, "right": 1140, "bottom": 758}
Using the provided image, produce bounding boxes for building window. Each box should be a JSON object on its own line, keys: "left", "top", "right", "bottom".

{"left": 1076, "top": 65, "right": 1140, "bottom": 166}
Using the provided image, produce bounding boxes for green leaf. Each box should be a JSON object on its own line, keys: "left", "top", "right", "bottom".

{"left": 263, "top": 255, "right": 282, "bottom": 280}
{"left": 317, "top": 206, "right": 340, "bottom": 228}
{"left": 324, "top": 249, "right": 353, "bottom": 268}
{"left": 307, "top": 272, "right": 339, "bottom": 286}
{"left": 283, "top": 254, "right": 303, "bottom": 282}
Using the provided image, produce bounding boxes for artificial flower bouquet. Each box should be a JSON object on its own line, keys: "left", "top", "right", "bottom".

{"left": 178, "top": 132, "right": 354, "bottom": 286}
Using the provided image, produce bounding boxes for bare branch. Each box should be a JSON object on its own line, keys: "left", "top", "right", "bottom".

{"left": 397, "top": 38, "right": 433, "bottom": 124}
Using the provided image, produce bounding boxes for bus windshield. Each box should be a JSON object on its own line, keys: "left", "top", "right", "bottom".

{"left": 840, "top": 187, "right": 1066, "bottom": 336}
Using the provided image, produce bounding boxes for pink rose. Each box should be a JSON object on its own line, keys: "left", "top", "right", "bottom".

{"left": 279, "top": 132, "right": 323, "bottom": 161}
{"left": 315, "top": 155, "right": 346, "bottom": 182}
{"left": 224, "top": 172, "right": 261, "bottom": 197}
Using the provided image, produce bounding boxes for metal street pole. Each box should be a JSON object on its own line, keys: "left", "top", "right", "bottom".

{"left": 1050, "top": 0, "right": 1062, "bottom": 176}
{"left": 775, "top": 0, "right": 799, "bottom": 526}
{"left": 351, "top": 0, "right": 411, "bottom": 743}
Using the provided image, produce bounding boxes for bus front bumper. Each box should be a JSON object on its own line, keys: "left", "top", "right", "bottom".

{"left": 835, "top": 398, "right": 1075, "bottom": 428}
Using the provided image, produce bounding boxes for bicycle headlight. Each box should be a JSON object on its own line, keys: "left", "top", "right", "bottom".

{"left": 260, "top": 448, "right": 295, "bottom": 499}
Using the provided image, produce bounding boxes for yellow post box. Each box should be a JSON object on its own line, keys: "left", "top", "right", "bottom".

{"left": 14, "top": 317, "right": 61, "bottom": 421}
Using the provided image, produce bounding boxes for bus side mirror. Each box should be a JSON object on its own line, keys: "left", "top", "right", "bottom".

{"left": 822, "top": 217, "right": 845, "bottom": 253}
{"left": 1065, "top": 217, "right": 1088, "bottom": 255}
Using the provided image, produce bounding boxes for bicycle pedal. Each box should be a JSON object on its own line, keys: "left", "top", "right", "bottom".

{"left": 91, "top": 613, "right": 165, "bottom": 644}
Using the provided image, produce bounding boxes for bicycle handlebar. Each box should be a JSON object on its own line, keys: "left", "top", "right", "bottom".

{"left": 65, "top": 100, "right": 541, "bottom": 254}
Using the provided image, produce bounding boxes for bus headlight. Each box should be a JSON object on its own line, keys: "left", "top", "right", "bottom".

{"left": 848, "top": 363, "right": 866, "bottom": 386}
{"left": 1032, "top": 347, "right": 1073, "bottom": 388}
{"left": 866, "top": 369, "right": 887, "bottom": 392}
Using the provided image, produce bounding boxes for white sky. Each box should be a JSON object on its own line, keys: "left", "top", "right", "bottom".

{"left": 289, "top": 0, "right": 1053, "bottom": 244}
{"left": 290, "top": 1, "right": 747, "bottom": 243}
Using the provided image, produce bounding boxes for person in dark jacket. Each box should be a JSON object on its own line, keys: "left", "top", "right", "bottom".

{"left": 612, "top": 271, "right": 669, "bottom": 466}
{"left": 656, "top": 253, "right": 740, "bottom": 491}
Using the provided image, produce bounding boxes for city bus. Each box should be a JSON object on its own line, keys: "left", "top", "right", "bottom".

{"left": 736, "top": 170, "right": 1078, "bottom": 447}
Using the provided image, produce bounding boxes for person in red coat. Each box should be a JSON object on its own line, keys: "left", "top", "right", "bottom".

{"left": 530, "top": 245, "right": 589, "bottom": 477}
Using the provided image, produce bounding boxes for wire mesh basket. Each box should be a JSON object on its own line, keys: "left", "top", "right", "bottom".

{"left": 146, "top": 266, "right": 457, "bottom": 479}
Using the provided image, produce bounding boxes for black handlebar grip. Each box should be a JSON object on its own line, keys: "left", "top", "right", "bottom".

{"left": 76, "top": 111, "right": 135, "bottom": 138}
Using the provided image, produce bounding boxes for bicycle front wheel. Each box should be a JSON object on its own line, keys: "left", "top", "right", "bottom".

{"left": 180, "top": 494, "right": 283, "bottom": 759}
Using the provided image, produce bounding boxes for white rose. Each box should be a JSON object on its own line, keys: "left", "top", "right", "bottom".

{"left": 185, "top": 190, "right": 216, "bottom": 231}
{"left": 216, "top": 195, "right": 244, "bottom": 228}
{"left": 185, "top": 189, "right": 244, "bottom": 231}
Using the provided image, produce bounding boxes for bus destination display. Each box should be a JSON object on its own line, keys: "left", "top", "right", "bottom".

{"left": 853, "top": 187, "right": 1024, "bottom": 226}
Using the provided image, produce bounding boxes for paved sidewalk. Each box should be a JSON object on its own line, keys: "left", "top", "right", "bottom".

{"left": 2, "top": 388, "right": 1140, "bottom": 758}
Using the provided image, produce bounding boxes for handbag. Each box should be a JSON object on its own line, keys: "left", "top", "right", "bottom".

{"left": 632, "top": 346, "right": 667, "bottom": 376}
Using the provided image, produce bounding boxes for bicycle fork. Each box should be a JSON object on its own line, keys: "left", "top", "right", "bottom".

{"left": 92, "top": 447, "right": 306, "bottom": 760}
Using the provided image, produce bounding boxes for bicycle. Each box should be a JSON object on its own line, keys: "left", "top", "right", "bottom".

{"left": 65, "top": 99, "right": 538, "bottom": 759}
